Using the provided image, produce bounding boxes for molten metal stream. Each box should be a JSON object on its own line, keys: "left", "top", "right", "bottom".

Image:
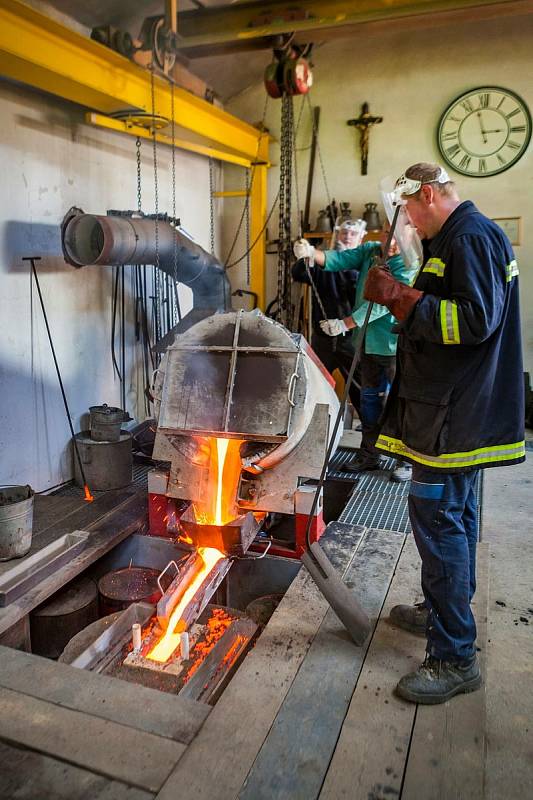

{"left": 215, "top": 438, "right": 229, "bottom": 525}
{"left": 147, "top": 546, "right": 225, "bottom": 663}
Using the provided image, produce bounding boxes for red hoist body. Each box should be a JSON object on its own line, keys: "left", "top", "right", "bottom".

{"left": 264, "top": 53, "right": 313, "bottom": 98}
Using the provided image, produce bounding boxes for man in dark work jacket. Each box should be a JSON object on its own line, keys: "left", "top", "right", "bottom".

{"left": 364, "top": 162, "right": 524, "bottom": 704}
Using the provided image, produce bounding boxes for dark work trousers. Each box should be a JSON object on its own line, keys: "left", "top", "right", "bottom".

{"left": 359, "top": 350, "right": 396, "bottom": 460}
{"left": 311, "top": 332, "right": 360, "bottom": 411}
{"left": 408, "top": 464, "right": 480, "bottom": 662}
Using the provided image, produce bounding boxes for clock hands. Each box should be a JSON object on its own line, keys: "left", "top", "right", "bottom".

{"left": 476, "top": 111, "right": 488, "bottom": 144}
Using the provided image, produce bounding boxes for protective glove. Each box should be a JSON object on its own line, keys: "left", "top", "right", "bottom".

{"left": 320, "top": 318, "right": 349, "bottom": 336}
{"left": 293, "top": 238, "right": 315, "bottom": 261}
{"left": 363, "top": 267, "right": 423, "bottom": 322}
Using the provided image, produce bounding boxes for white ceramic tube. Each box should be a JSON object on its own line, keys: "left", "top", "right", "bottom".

{"left": 132, "top": 622, "right": 141, "bottom": 652}
{"left": 180, "top": 631, "right": 190, "bottom": 660}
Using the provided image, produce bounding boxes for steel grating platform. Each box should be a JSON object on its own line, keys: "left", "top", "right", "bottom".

{"left": 49, "top": 459, "right": 156, "bottom": 497}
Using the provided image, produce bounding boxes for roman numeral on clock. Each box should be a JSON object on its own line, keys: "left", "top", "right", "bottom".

{"left": 478, "top": 93, "right": 490, "bottom": 108}
{"left": 478, "top": 158, "right": 487, "bottom": 173}
{"left": 510, "top": 125, "right": 526, "bottom": 133}
{"left": 442, "top": 132, "right": 458, "bottom": 141}
{"left": 507, "top": 140, "right": 521, "bottom": 150}
{"left": 461, "top": 99, "right": 474, "bottom": 113}
{"left": 446, "top": 144, "right": 461, "bottom": 158}
{"left": 459, "top": 154, "right": 471, "bottom": 170}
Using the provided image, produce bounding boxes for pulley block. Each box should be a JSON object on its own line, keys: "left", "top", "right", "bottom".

{"left": 264, "top": 55, "right": 313, "bottom": 98}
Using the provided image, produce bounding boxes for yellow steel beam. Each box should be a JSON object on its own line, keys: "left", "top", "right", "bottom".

{"left": 87, "top": 113, "right": 254, "bottom": 168}
{"left": 175, "top": 0, "right": 531, "bottom": 52}
{"left": 213, "top": 190, "right": 249, "bottom": 198}
{"left": 0, "top": 0, "right": 262, "bottom": 160}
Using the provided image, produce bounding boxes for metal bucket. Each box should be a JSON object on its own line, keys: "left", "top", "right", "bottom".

{"left": 74, "top": 432, "right": 133, "bottom": 491}
{"left": 89, "top": 404, "right": 129, "bottom": 442}
{"left": 0, "top": 485, "right": 34, "bottom": 561}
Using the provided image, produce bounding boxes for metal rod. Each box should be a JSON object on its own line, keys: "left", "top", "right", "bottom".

{"left": 24, "top": 256, "right": 93, "bottom": 502}
{"left": 303, "top": 204, "right": 402, "bottom": 572}
{"left": 303, "top": 105, "right": 320, "bottom": 233}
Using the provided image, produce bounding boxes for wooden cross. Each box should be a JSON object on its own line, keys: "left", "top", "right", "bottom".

{"left": 347, "top": 102, "right": 383, "bottom": 175}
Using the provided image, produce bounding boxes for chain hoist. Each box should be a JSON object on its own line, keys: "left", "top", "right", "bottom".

{"left": 136, "top": 136, "right": 143, "bottom": 213}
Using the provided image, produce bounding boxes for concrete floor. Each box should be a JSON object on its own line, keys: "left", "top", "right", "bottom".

{"left": 482, "top": 453, "right": 533, "bottom": 798}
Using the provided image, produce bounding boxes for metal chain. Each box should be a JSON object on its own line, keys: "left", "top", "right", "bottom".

{"left": 170, "top": 77, "right": 181, "bottom": 324}
{"left": 224, "top": 92, "right": 269, "bottom": 268}
{"left": 244, "top": 167, "right": 250, "bottom": 286}
{"left": 136, "top": 137, "right": 142, "bottom": 213}
{"left": 277, "top": 92, "right": 294, "bottom": 327}
{"left": 208, "top": 157, "right": 215, "bottom": 256}
{"left": 150, "top": 62, "right": 161, "bottom": 348}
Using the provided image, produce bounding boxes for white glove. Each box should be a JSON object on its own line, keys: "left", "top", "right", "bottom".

{"left": 320, "top": 318, "right": 349, "bottom": 336}
{"left": 293, "top": 238, "right": 315, "bottom": 261}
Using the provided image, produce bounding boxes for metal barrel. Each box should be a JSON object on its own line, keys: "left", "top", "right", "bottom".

{"left": 0, "top": 485, "right": 34, "bottom": 561}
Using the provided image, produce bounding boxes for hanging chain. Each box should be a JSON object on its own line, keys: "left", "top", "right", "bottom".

{"left": 170, "top": 77, "right": 181, "bottom": 323}
{"left": 150, "top": 62, "right": 162, "bottom": 349}
{"left": 244, "top": 167, "right": 251, "bottom": 287}
{"left": 277, "top": 92, "right": 294, "bottom": 327}
{"left": 136, "top": 137, "right": 142, "bottom": 213}
{"left": 208, "top": 157, "right": 215, "bottom": 256}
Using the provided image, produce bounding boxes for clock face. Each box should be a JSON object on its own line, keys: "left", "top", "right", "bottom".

{"left": 437, "top": 87, "right": 531, "bottom": 177}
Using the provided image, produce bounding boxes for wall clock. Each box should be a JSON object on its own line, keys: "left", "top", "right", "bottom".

{"left": 437, "top": 87, "right": 531, "bottom": 177}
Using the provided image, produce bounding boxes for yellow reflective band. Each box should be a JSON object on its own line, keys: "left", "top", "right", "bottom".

{"left": 423, "top": 258, "right": 446, "bottom": 277}
{"left": 376, "top": 435, "right": 525, "bottom": 469}
{"left": 440, "top": 300, "right": 460, "bottom": 344}
{"left": 505, "top": 259, "right": 519, "bottom": 282}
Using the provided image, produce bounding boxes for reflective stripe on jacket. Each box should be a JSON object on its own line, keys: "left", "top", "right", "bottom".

{"left": 376, "top": 201, "right": 525, "bottom": 472}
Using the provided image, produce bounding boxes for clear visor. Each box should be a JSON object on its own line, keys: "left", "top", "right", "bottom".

{"left": 332, "top": 217, "right": 366, "bottom": 251}
{"left": 380, "top": 177, "right": 423, "bottom": 269}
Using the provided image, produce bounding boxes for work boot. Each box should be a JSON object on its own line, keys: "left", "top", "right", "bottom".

{"left": 389, "top": 601, "right": 428, "bottom": 636}
{"left": 344, "top": 453, "right": 382, "bottom": 473}
{"left": 396, "top": 654, "right": 482, "bottom": 705}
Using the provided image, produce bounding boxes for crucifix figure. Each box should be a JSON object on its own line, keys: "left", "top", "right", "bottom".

{"left": 347, "top": 102, "right": 383, "bottom": 175}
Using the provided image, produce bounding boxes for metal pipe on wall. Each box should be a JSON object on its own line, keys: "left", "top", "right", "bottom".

{"left": 61, "top": 209, "right": 231, "bottom": 311}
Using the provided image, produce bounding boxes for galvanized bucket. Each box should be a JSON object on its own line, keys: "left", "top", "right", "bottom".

{"left": 0, "top": 485, "right": 34, "bottom": 561}
{"left": 89, "top": 404, "right": 130, "bottom": 442}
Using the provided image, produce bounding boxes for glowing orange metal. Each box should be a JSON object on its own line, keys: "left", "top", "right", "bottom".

{"left": 147, "top": 546, "right": 225, "bottom": 663}
{"left": 83, "top": 484, "right": 94, "bottom": 502}
{"left": 193, "top": 437, "right": 243, "bottom": 526}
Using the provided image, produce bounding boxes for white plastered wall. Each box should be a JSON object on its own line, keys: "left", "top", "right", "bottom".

{"left": 226, "top": 13, "right": 533, "bottom": 370}
{"left": 0, "top": 80, "right": 220, "bottom": 490}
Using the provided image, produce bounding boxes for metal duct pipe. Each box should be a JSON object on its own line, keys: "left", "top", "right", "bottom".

{"left": 61, "top": 209, "right": 231, "bottom": 310}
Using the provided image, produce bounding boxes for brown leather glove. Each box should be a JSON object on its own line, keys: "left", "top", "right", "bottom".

{"left": 363, "top": 267, "right": 423, "bottom": 322}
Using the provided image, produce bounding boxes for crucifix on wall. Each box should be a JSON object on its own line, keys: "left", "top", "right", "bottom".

{"left": 347, "top": 102, "right": 383, "bottom": 175}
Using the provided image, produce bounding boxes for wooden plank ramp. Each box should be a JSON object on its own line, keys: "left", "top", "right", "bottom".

{"left": 401, "top": 543, "right": 489, "bottom": 800}
{"left": 320, "top": 535, "right": 424, "bottom": 800}
{"left": 238, "top": 527, "right": 406, "bottom": 800}
{"left": 155, "top": 522, "right": 366, "bottom": 800}
{"left": 0, "top": 645, "right": 209, "bottom": 745}
{"left": 0, "top": 739, "right": 154, "bottom": 800}
{"left": 320, "top": 540, "right": 489, "bottom": 800}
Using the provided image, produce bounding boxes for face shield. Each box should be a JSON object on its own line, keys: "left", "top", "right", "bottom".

{"left": 380, "top": 177, "right": 424, "bottom": 269}
{"left": 332, "top": 218, "right": 367, "bottom": 251}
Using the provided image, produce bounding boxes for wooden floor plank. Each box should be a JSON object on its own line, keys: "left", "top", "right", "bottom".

{"left": 319, "top": 535, "right": 424, "bottom": 800}
{"left": 238, "top": 528, "right": 406, "bottom": 800}
{"left": 0, "top": 645, "right": 209, "bottom": 745}
{"left": 155, "top": 523, "right": 366, "bottom": 800}
{"left": 401, "top": 543, "right": 490, "bottom": 800}
{"left": 0, "top": 687, "right": 186, "bottom": 793}
{"left": 0, "top": 739, "right": 154, "bottom": 800}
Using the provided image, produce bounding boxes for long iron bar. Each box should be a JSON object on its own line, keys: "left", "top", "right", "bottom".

{"left": 24, "top": 256, "right": 94, "bottom": 502}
